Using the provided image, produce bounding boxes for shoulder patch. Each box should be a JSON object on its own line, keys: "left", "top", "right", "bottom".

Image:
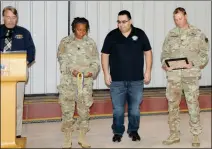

{"left": 205, "top": 37, "right": 208, "bottom": 43}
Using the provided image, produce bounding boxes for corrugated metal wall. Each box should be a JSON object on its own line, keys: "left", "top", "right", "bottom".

{"left": 1, "top": 1, "right": 211, "bottom": 94}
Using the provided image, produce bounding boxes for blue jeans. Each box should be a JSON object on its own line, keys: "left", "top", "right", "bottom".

{"left": 110, "top": 80, "right": 144, "bottom": 136}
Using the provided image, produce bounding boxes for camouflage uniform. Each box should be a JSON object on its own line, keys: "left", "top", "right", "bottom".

{"left": 161, "top": 24, "right": 209, "bottom": 147}
{"left": 57, "top": 34, "right": 100, "bottom": 148}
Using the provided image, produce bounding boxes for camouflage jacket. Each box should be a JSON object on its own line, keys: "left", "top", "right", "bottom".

{"left": 161, "top": 24, "right": 209, "bottom": 79}
{"left": 57, "top": 34, "right": 100, "bottom": 81}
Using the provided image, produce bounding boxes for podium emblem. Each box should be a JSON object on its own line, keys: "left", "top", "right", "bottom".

{"left": 0, "top": 64, "right": 9, "bottom": 76}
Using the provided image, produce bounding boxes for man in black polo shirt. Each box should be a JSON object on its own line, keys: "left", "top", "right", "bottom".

{"left": 101, "top": 10, "right": 152, "bottom": 142}
{"left": 0, "top": 6, "right": 35, "bottom": 138}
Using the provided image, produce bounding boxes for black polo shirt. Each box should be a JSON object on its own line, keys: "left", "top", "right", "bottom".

{"left": 101, "top": 25, "right": 152, "bottom": 81}
{"left": 0, "top": 24, "right": 36, "bottom": 64}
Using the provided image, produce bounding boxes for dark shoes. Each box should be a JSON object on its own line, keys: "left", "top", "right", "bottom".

{"left": 112, "top": 132, "right": 141, "bottom": 142}
{"left": 128, "top": 131, "right": 141, "bottom": 141}
{"left": 112, "top": 134, "right": 122, "bottom": 142}
{"left": 16, "top": 135, "right": 21, "bottom": 138}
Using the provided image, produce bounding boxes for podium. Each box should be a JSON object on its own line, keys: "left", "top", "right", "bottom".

{"left": 1, "top": 51, "right": 27, "bottom": 148}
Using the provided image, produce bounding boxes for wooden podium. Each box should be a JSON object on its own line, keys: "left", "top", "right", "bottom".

{"left": 1, "top": 51, "right": 27, "bottom": 148}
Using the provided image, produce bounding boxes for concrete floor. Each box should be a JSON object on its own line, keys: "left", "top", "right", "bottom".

{"left": 22, "top": 112, "right": 211, "bottom": 148}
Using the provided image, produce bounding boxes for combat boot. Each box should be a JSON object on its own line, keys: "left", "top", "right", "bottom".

{"left": 162, "top": 132, "right": 180, "bottom": 145}
{"left": 192, "top": 135, "right": 200, "bottom": 147}
{"left": 62, "top": 131, "right": 72, "bottom": 148}
{"left": 78, "top": 129, "right": 91, "bottom": 148}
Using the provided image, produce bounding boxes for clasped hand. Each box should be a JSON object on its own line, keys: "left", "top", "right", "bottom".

{"left": 72, "top": 69, "right": 92, "bottom": 78}
{"left": 162, "top": 61, "right": 193, "bottom": 71}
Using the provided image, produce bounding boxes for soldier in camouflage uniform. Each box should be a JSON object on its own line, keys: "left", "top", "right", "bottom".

{"left": 161, "top": 7, "right": 209, "bottom": 147}
{"left": 57, "top": 17, "right": 100, "bottom": 148}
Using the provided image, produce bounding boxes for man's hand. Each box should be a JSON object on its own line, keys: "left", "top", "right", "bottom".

{"left": 84, "top": 72, "right": 93, "bottom": 78}
{"left": 182, "top": 61, "right": 193, "bottom": 69}
{"left": 104, "top": 73, "right": 112, "bottom": 86}
{"left": 72, "top": 70, "right": 93, "bottom": 78}
{"left": 162, "top": 65, "right": 174, "bottom": 71}
{"left": 144, "top": 71, "right": 151, "bottom": 85}
{"left": 72, "top": 70, "right": 79, "bottom": 77}
{"left": 27, "top": 61, "right": 29, "bottom": 67}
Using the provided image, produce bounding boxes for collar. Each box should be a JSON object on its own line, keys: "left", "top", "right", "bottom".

{"left": 178, "top": 24, "right": 199, "bottom": 35}
{"left": 1, "top": 24, "right": 17, "bottom": 38}
{"left": 130, "top": 25, "right": 136, "bottom": 34}
{"left": 2, "top": 24, "right": 17, "bottom": 31}
{"left": 69, "top": 33, "right": 89, "bottom": 42}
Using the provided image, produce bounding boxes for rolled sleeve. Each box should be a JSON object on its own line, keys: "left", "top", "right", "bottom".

{"left": 101, "top": 33, "right": 112, "bottom": 54}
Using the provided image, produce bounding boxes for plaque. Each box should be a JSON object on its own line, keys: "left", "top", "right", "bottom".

{"left": 165, "top": 57, "right": 189, "bottom": 70}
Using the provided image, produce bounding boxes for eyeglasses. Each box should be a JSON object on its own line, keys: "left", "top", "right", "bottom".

{"left": 117, "top": 20, "right": 130, "bottom": 24}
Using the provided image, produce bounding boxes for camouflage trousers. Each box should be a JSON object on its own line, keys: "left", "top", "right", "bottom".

{"left": 166, "top": 77, "right": 202, "bottom": 135}
{"left": 58, "top": 78, "right": 94, "bottom": 133}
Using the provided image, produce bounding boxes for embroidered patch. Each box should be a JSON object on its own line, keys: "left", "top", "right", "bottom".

{"left": 0, "top": 64, "right": 9, "bottom": 76}
{"left": 205, "top": 37, "right": 208, "bottom": 43}
{"left": 132, "top": 35, "right": 138, "bottom": 41}
{"left": 15, "top": 34, "right": 23, "bottom": 39}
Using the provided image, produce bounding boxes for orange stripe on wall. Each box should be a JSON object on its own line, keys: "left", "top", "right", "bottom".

{"left": 23, "top": 95, "right": 211, "bottom": 121}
